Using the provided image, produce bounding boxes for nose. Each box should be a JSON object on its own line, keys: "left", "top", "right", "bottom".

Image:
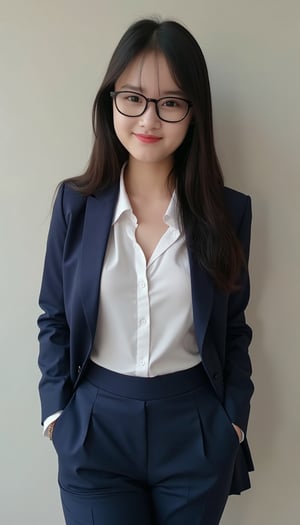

{"left": 138, "top": 101, "right": 161, "bottom": 128}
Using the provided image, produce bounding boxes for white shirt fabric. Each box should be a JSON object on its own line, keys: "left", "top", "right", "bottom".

{"left": 90, "top": 170, "right": 200, "bottom": 375}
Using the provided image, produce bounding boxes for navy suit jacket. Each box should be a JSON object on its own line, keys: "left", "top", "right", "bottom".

{"left": 38, "top": 182, "right": 254, "bottom": 494}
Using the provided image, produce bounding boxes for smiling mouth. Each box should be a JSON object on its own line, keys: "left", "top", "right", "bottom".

{"left": 134, "top": 134, "right": 162, "bottom": 144}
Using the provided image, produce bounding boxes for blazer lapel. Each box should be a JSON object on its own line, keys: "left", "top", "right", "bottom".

{"left": 188, "top": 248, "right": 214, "bottom": 356}
{"left": 80, "top": 184, "right": 119, "bottom": 341}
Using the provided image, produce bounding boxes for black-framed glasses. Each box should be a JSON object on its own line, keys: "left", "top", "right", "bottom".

{"left": 110, "top": 91, "right": 192, "bottom": 123}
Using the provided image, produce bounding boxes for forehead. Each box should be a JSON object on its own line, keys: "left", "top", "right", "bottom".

{"left": 115, "top": 51, "right": 182, "bottom": 95}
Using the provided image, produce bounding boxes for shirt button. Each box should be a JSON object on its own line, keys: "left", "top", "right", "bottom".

{"left": 140, "top": 360, "right": 146, "bottom": 367}
{"left": 139, "top": 280, "right": 146, "bottom": 288}
{"left": 139, "top": 318, "right": 146, "bottom": 326}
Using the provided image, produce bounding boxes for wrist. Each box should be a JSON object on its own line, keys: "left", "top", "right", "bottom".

{"left": 47, "top": 421, "right": 56, "bottom": 440}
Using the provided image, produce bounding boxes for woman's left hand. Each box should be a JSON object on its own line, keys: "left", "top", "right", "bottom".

{"left": 232, "top": 423, "right": 244, "bottom": 443}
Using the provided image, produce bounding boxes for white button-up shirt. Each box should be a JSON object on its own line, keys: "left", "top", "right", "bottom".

{"left": 90, "top": 171, "right": 200, "bottom": 376}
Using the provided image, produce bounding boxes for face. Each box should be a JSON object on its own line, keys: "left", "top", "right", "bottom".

{"left": 112, "top": 52, "right": 192, "bottom": 169}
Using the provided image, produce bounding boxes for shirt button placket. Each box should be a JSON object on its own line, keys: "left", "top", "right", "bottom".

{"left": 135, "top": 246, "right": 150, "bottom": 376}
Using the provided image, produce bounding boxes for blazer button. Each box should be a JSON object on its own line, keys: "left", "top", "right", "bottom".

{"left": 213, "top": 372, "right": 219, "bottom": 380}
{"left": 77, "top": 365, "right": 82, "bottom": 374}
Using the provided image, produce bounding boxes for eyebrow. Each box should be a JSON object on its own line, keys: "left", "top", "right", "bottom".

{"left": 119, "top": 84, "right": 186, "bottom": 97}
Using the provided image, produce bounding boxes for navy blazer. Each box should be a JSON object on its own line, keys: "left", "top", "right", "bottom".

{"left": 38, "top": 181, "right": 254, "bottom": 494}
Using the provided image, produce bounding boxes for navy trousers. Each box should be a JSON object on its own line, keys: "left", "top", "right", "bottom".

{"left": 52, "top": 361, "right": 240, "bottom": 525}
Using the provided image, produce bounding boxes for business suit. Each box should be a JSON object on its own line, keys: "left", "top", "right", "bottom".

{"left": 38, "top": 181, "right": 254, "bottom": 523}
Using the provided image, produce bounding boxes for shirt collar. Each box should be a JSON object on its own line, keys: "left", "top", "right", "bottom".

{"left": 164, "top": 191, "right": 181, "bottom": 231}
{"left": 112, "top": 164, "right": 132, "bottom": 225}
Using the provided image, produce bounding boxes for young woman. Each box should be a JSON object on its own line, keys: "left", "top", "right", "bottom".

{"left": 38, "top": 18, "right": 254, "bottom": 525}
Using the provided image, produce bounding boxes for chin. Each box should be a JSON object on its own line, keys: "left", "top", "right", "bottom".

{"left": 128, "top": 150, "right": 173, "bottom": 165}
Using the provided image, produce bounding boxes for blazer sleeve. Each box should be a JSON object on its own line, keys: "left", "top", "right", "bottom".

{"left": 224, "top": 195, "right": 254, "bottom": 432}
{"left": 37, "top": 184, "right": 73, "bottom": 424}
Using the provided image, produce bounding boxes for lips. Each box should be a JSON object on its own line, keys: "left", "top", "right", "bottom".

{"left": 134, "top": 134, "right": 162, "bottom": 144}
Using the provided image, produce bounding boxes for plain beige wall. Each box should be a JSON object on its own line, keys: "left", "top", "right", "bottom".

{"left": 1, "top": 1, "right": 299, "bottom": 523}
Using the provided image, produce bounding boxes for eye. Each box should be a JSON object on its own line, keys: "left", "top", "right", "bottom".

{"left": 163, "top": 99, "right": 178, "bottom": 107}
{"left": 125, "top": 93, "right": 143, "bottom": 104}
{"left": 160, "top": 98, "right": 185, "bottom": 109}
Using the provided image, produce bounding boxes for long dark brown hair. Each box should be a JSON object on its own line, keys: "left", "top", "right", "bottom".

{"left": 66, "top": 18, "right": 245, "bottom": 292}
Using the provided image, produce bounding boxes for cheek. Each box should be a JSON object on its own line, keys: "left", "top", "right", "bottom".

{"left": 113, "top": 108, "right": 132, "bottom": 139}
{"left": 113, "top": 112, "right": 125, "bottom": 143}
{"left": 112, "top": 107, "right": 120, "bottom": 135}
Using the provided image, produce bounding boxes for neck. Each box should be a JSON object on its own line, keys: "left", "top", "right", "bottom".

{"left": 125, "top": 158, "right": 174, "bottom": 198}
